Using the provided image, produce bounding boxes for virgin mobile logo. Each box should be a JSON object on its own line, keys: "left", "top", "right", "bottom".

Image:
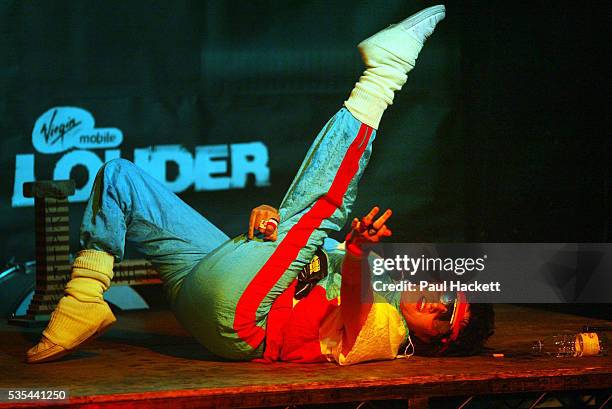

{"left": 32, "top": 107, "right": 123, "bottom": 154}
{"left": 14, "top": 106, "right": 270, "bottom": 207}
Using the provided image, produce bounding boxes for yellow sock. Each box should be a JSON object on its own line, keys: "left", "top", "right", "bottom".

{"left": 27, "top": 250, "right": 116, "bottom": 363}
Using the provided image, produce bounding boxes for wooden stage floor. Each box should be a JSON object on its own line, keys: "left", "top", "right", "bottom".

{"left": 1, "top": 305, "right": 610, "bottom": 408}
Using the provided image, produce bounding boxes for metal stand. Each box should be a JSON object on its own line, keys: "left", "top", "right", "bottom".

{"left": 8, "top": 180, "right": 162, "bottom": 327}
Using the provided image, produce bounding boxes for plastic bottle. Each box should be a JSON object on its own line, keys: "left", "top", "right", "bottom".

{"left": 532, "top": 332, "right": 608, "bottom": 357}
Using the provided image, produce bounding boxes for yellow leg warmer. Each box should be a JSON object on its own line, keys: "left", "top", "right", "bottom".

{"left": 26, "top": 249, "right": 116, "bottom": 363}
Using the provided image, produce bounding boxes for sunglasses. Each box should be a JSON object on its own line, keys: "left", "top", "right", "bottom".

{"left": 438, "top": 291, "right": 469, "bottom": 352}
{"left": 431, "top": 291, "right": 460, "bottom": 335}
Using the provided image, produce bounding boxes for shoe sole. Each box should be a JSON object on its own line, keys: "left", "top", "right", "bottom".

{"left": 359, "top": 4, "right": 446, "bottom": 47}
{"left": 27, "top": 317, "right": 116, "bottom": 364}
{"left": 396, "top": 4, "right": 446, "bottom": 31}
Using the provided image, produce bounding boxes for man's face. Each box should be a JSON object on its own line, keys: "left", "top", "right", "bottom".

{"left": 399, "top": 290, "right": 469, "bottom": 342}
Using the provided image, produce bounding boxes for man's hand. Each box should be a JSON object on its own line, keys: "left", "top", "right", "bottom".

{"left": 248, "top": 205, "right": 280, "bottom": 241}
{"left": 345, "top": 206, "right": 392, "bottom": 255}
{"left": 340, "top": 206, "right": 392, "bottom": 354}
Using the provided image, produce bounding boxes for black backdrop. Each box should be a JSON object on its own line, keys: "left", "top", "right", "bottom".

{"left": 1, "top": 1, "right": 608, "bottom": 266}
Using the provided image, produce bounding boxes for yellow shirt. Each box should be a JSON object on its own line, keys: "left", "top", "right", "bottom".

{"left": 319, "top": 301, "right": 407, "bottom": 365}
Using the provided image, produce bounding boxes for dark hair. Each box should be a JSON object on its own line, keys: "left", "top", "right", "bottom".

{"left": 411, "top": 304, "right": 495, "bottom": 357}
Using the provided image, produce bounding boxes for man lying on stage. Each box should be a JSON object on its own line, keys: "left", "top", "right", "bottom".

{"left": 27, "top": 4, "right": 494, "bottom": 365}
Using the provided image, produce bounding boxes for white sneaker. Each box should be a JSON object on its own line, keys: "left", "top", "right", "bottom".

{"left": 396, "top": 4, "right": 446, "bottom": 45}
{"left": 344, "top": 5, "right": 446, "bottom": 129}
{"left": 358, "top": 5, "right": 446, "bottom": 69}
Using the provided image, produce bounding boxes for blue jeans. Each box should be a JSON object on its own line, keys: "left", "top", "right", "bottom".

{"left": 81, "top": 158, "right": 230, "bottom": 304}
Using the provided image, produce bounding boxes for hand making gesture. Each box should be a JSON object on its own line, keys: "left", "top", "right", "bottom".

{"left": 346, "top": 206, "right": 393, "bottom": 255}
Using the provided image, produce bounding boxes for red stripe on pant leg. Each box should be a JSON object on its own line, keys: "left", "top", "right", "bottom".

{"left": 233, "top": 124, "right": 373, "bottom": 348}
